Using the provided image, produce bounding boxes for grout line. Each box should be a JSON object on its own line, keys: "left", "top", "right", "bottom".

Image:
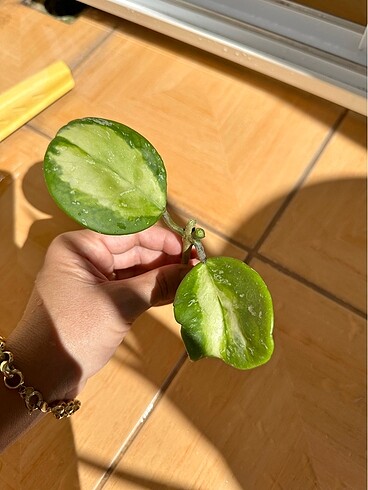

{"left": 95, "top": 351, "right": 188, "bottom": 490}
{"left": 27, "top": 12, "right": 119, "bottom": 136}
{"left": 247, "top": 108, "right": 349, "bottom": 260}
{"left": 252, "top": 252, "right": 367, "bottom": 319}
{"left": 26, "top": 22, "right": 118, "bottom": 139}
{"left": 70, "top": 27, "right": 116, "bottom": 72}
{"left": 26, "top": 123, "right": 52, "bottom": 141}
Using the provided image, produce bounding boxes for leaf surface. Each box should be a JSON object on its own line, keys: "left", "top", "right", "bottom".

{"left": 174, "top": 257, "right": 274, "bottom": 369}
{"left": 44, "top": 117, "right": 167, "bottom": 234}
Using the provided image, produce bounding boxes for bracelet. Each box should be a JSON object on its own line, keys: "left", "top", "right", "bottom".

{"left": 0, "top": 336, "right": 81, "bottom": 419}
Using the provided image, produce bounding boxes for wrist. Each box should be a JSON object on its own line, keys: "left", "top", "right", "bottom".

{"left": 5, "top": 336, "right": 72, "bottom": 403}
{"left": 6, "top": 312, "right": 82, "bottom": 403}
{"left": 0, "top": 332, "right": 81, "bottom": 451}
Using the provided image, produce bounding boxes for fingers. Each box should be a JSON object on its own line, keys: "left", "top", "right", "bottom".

{"left": 100, "top": 225, "right": 183, "bottom": 257}
{"left": 46, "top": 231, "right": 116, "bottom": 279}
{"left": 114, "top": 251, "right": 183, "bottom": 279}
{"left": 98, "top": 225, "right": 183, "bottom": 271}
{"left": 47, "top": 225, "right": 184, "bottom": 277}
{"left": 105, "top": 263, "right": 192, "bottom": 322}
{"left": 149, "top": 264, "right": 192, "bottom": 306}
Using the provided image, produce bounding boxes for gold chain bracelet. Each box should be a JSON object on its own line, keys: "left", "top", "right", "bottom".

{"left": 0, "top": 336, "right": 81, "bottom": 419}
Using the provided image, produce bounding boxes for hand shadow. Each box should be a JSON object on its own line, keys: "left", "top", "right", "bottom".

{"left": 20, "top": 161, "right": 81, "bottom": 280}
{"left": 8, "top": 161, "right": 367, "bottom": 489}
{"left": 106, "top": 176, "right": 366, "bottom": 489}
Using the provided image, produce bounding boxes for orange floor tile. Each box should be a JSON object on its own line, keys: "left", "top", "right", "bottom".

{"left": 30, "top": 27, "right": 344, "bottom": 249}
{"left": 260, "top": 112, "right": 367, "bottom": 313}
{"left": 106, "top": 260, "right": 366, "bottom": 489}
{"left": 0, "top": 2, "right": 366, "bottom": 489}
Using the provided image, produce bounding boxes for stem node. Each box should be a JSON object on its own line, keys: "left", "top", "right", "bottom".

{"left": 161, "top": 210, "right": 207, "bottom": 264}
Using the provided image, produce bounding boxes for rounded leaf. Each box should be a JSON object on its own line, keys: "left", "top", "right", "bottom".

{"left": 174, "top": 257, "right": 274, "bottom": 369}
{"left": 44, "top": 117, "right": 167, "bottom": 234}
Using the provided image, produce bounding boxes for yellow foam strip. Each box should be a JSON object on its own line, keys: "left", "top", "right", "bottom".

{"left": 0, "top": 61, "right": 74, "bottom": 141}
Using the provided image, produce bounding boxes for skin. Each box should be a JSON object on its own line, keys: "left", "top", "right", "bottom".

{"left": 0, "top": 225, "right": 195, "bottom": 453}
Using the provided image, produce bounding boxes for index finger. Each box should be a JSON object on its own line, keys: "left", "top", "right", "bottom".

{"left": 100, "top": 224, "right": 183, "bottom": 256}
{"left": 55, "top": 225, "right": 183, "bottom": 278}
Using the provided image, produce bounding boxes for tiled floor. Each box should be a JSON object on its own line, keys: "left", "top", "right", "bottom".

{"left": 0, "top": 2, "right": 366, "bottom": 489}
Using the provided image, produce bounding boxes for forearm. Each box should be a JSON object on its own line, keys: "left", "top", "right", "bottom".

{"left": 0, "top": 290, "right": 82, "bottom": 453}
{"left": 0, "top": 331, "right": 47, "bottom": 453}
{"left": 0, "top": 226, "right": 188, "bottom": 453}
{"left": 0, "top": 368, "right": 43, "bottom": 453}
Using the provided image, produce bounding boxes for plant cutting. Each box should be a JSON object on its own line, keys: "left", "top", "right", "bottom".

{"left": 43, "top": 117, "right": 274, "bottom": 370}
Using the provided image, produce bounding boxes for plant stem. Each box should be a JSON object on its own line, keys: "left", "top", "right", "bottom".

{"left": 162, "top": 210, "right": 184, "bottom": 236}
{"left": 193, "top": 239, "right": 207, "bottom": 263}
{"left": 182, "top": 219, "right": 196, "bottom": 264}
{"left": 161, "top": 209, "right": 207, "bottom": 264}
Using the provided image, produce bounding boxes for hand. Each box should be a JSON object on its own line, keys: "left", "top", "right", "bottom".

{"left": 8, "top": 226, "right": 194, "bottom": 401}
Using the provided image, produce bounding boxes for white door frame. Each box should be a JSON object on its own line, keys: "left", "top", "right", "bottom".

{"left": 83, "top": 0, "right": 367, "bottom": 114}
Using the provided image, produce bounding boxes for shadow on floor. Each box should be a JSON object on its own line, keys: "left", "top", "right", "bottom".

{"left": 0, "top": 159, "right": 366, "bottom": 488}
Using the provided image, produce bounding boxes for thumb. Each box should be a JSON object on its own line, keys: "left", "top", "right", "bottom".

{"left": 147, "top": 263, "right": 192, "bottom": 307}
{"left": 106, "top": 264, "right": 192, "bottom": 322}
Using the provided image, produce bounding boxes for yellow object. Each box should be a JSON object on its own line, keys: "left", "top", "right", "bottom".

{"left": 0, "top": 61, "right": 74, "bottom": 141}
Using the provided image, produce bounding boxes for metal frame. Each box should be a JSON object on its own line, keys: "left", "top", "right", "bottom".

{"left": 83, "top": 0, "right": 367, "bottom": 114}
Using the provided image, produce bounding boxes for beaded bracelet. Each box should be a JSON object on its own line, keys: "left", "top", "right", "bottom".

{"left": 0, "top": 336, "right": 81, "bottom": 419}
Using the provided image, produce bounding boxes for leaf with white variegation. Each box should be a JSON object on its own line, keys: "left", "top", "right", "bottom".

{"left": 43, "top": 117, "right": 167, "bottom": 235}
{"left": 174, "top": 257, "right": 274, "bottom": 369}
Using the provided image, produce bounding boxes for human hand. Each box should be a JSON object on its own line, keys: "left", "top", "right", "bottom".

{"left": 8, "top": 226, "right": 194, "bottom": 401}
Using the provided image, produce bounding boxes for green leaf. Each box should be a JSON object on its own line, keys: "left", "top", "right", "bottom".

{"left": 174, "top": 257, "right": 274, "bottom": 369}
{"left": 43, "top": 117, "right": 167, "bottom": 234}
